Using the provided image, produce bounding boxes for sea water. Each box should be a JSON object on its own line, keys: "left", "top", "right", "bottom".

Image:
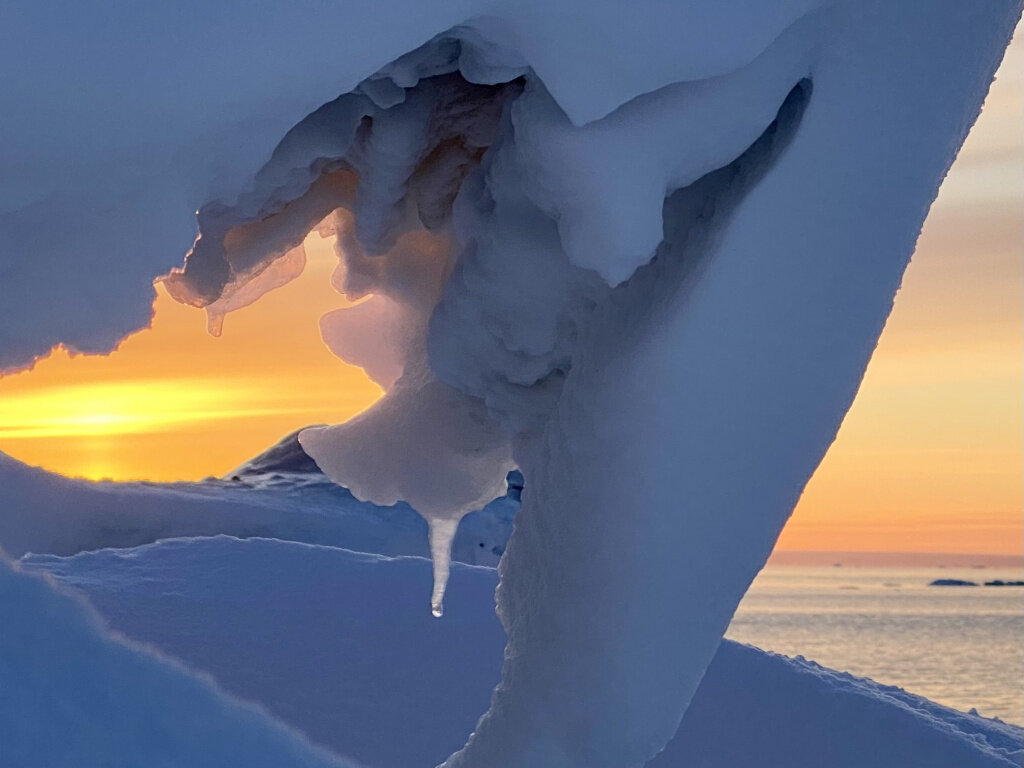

{"left": 728, "top": 565, "right": 1024, "bottom": 725}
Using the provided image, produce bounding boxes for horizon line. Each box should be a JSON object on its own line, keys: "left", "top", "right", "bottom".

{"left": 769, "top": 549, "right": 1023, "bottom": 566}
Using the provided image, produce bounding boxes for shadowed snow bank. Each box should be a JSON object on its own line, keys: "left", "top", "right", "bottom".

{"left": 0, "top": 447, "right": 516, "bottom": 567}
{"left": 0, "top": 555, "right": 354, "bottom": 768}
{"left": 21, "top": 535, "right": 1023, "bottom": 768}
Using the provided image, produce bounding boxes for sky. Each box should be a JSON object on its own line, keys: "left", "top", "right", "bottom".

{"left": 0, "top": 239, "right": 382, "bottom": 481}
{"left": 0, "top": 32, "right": 1019, "bottom": 555}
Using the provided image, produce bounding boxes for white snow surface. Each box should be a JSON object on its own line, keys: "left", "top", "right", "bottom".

{"left": 0, "top": 553, "right": 353, "bottom": 768}
{"left": 19, "top": 532, "right": 1024, "bottom": 768}
{"left": 0, "top": 447, "right": 516, "bottom": 567}
{"left": 2, "top": 0, "right": 1022, "bottom": 765}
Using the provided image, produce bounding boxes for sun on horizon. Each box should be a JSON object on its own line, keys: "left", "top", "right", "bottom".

{"left": 0, "top": 232, "right": 382, "bottom": 482}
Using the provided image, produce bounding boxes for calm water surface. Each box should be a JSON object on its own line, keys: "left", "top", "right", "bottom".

{"left": 728, "top": 565, "right": 1024, "bottom": 725}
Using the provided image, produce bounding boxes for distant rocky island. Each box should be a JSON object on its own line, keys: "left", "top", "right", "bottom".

{"left": 929, "top": 578, "right": 1024, "bottom": 587}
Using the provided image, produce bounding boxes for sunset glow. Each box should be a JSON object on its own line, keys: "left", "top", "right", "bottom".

{"left": 0, "top": 379, "right": 301, "bottom": 439}
{"left": 0, "top": 233, "right": 381, "bottom": 480}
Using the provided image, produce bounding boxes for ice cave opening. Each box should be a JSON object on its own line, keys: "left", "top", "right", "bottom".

{"left": 2, "top": 5, "right": 1021, "bottom": 767}
{"left": 154, "top": 42, "right": 814, "bottom": 620}
{"left": 0, "top": 229, "right": 383, "bottom": 482}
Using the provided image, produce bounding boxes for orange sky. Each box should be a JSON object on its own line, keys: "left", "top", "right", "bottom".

{"left": 0, "top": 236, "right": 381, "bottom": 481}
{"left": 0, "top": 33, "right": 1020, "bottom": 555}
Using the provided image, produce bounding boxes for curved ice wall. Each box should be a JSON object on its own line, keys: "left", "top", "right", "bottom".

{"left": 1, "top": 1, "right": 1019, "bottom": 766}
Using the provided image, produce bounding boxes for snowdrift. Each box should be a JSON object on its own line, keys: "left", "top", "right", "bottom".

{"left": 4, "top": 461, "right": 1020, "bottom": 765}
{"left": 19, "top": 534, "right": 1023, "bottom": 768}
{"left": 0, "top": 555, "right": 353, "bottom": 768}
{"left": 0, "top": 447, "right": 515, "bottom": 566}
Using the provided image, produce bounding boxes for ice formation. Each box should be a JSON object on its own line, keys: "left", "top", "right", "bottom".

{"left": 1, "top": 0, "right": 1021, "bottom": 765}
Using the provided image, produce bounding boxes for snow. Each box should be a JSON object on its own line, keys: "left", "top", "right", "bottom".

{"left": 19, "top": 532, "right": 1023, "bottom": 768}
{"left": 0, "top": 447, "right": 517, "bottom": 568}
{"left": 0, "top": 0, "right": 817, "bottom": 370}
{"left": 441, "top": 6, "right": 1019, "bottom": 762}
{"left": 1, "top": 0, "right": 1021, "bottom": 764}
{"left": 0, "top": 555, "right": 352, "bottom": 768}
{"left": 22, "top": 537, "right": 503, "bottom": 768}
{"left": 2, "top": 449, "right": 1022, "bottom": 766}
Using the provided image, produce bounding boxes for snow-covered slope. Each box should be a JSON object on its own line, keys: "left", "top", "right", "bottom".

{"left": 0, "top": 448, "right": 516, "bottom": 566}
{"left": 2, "top": 449, "right": 1021, "bottom": 766}
{"left": 0, "top": 556, "right": 353, "bottom": 768}
{"left": 21, "top": 535, "right": 1023, "bottom": 768}
{"left": 0, "top": 448, "right": 430, "bottom": 560}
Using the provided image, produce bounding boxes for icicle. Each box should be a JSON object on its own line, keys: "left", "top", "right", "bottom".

{"left": 196, "top": 246, "right": 308, "bottom": 339}
{"left": 206, "top": 308, "right": 225, "bottom": 337}
{"left": 427, "top": 517, "right": 460, "bottom": 618}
